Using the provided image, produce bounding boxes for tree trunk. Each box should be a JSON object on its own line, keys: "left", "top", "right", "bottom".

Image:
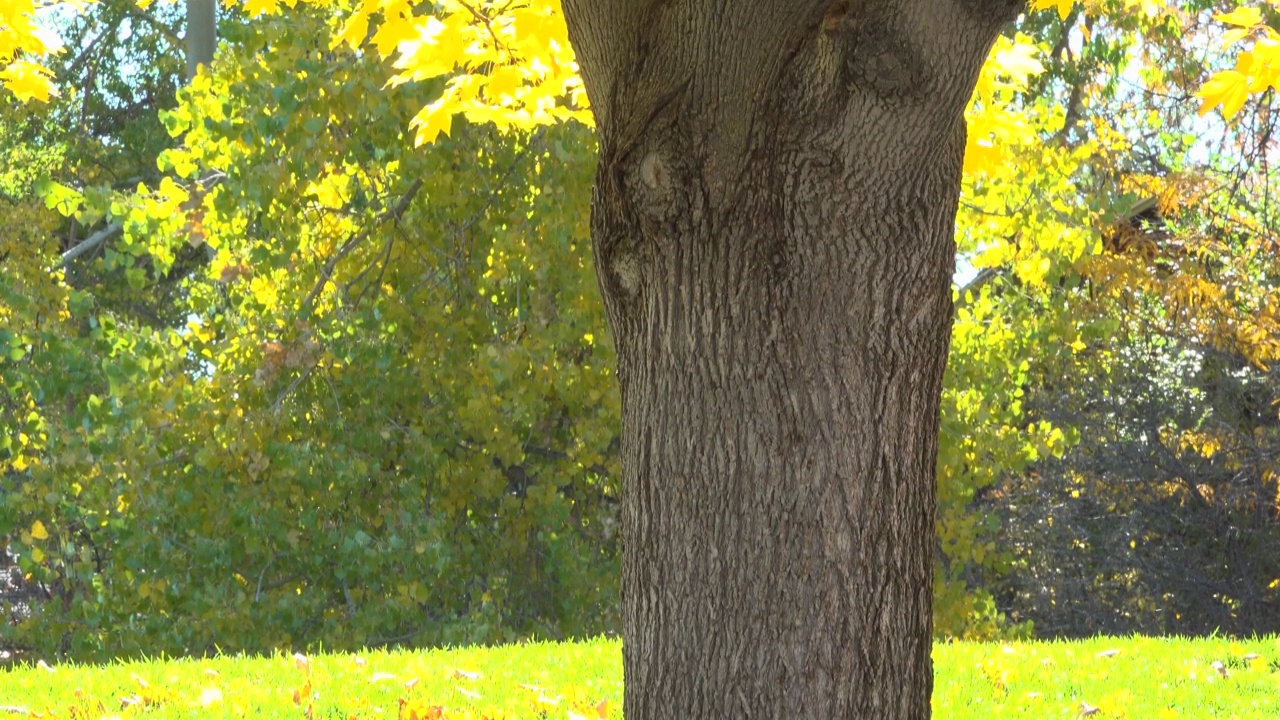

{"left": 185, "top": 0, "right": 216, "bottom": 80}
{"left": 563, "top": 1, "right": 1022, "bottom": 718}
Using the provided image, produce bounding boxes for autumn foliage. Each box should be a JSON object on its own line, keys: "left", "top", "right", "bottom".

{"left": 3, "top": 0, "right": 1280, "bottom": 659}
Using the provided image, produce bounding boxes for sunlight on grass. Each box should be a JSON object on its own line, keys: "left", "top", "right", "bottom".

{"left": 2, "top": 636, "right": 1279, "bottom": 718}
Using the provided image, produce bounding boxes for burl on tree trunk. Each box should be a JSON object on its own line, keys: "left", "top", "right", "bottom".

{"left": 562, "top": 1, "right": 1023, "bottom": 717}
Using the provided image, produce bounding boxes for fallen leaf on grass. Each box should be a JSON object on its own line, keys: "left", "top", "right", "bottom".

{"left": 1095, "top": 649, "right": 1120, "bottom": 658}
{"left": 194, "top": 686, "right": 223, "bottom": 707}
{"left": 399, "top": 698, "right": 446, "bottom": 720}
{"left": 293, "top": 680, "right": 313, "bottom": 706}
{"left": 451, "top": 668, "right": 481, "bottom": 680}
{"left": 371, "top": 672, "right": 398, "bottom": 683}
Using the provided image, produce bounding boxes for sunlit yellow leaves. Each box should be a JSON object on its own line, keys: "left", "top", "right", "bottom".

{"left": 0, "top": 0, "right": 66, "bottom": 102}
{"left": 371, "top": 0, "right": 416, "bottom": 58}
{"left": 964, "top": 34, "right": 1044, "bottom": 176}
{"left": 1030, "top": 0, "right": 1167, "bottom": 22}
{"left": 0, "top": 59, "right": 57, "bottom": 102}
{"left": 242, "top": 0, "right": 281, "bottom": 16}
{"left": 332, "top": 6, "right": 369, "bottom": 48}
{"left": 1178, "top": 431, "right": 1222, "bottom": 460}
{"left": 1031, "top": 0, "right": 1074, "bottom": 21}
{"left": 305, "top": 166, "right": 354, "bottom": 210}
{"left": 30, "top": 520, "right": 49, "bottom": 540}
{"left": 323, "top": 0, "right": 589, "bottom": 145}
{"left": 1197, "top": 70, "right": 1250, "bottom": 119}
{"left": 1216, "top": 7, "right": 1263, "bottom": 31}
{"left": 409, "top": 94, "right": 457, "bottom": 146}
{"left": 1198, "top": 7, "right": 1280, "bottom": 118}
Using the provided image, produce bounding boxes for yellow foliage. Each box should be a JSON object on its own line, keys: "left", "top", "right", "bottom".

{"left": 0, "top": 59, "right": 56, "bottom": 102}
{"left": 1198, "top": 8, "right": 1280, "bottom": 119}
{"left": 1031, "top": 0, "right": 1075, "bottom": 21}
{"left": 0, "top": 0, "right": 65, "bottom": 102}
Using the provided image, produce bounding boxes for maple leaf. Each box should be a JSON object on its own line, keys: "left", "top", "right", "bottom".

{"left": 332, "top": 10, "right": 370, "bottom": 50}
{"left": 372, "top": 10, "right": 417, "bottom": 59}
{"left": 242, "top": 0, "right": 280, "bottom": 15}
{"left": 1215, "top": 7, "right": 1263, "bottom": 29}
{"left": 409, "top": 97, "right": 455, "bottom": 146}
{"left": 0, "top": 60, "right": 57, "bottom": 102}
{"left": 1030, "top": 0, "right": 1074, "bottom": 21}
{"left": 1196, "top": 70, "right": 1250, "bottom": 119}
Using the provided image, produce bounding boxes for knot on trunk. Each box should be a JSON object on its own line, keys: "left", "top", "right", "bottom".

{"left": 817, "top": 4, "right": 928, "bottom": 102}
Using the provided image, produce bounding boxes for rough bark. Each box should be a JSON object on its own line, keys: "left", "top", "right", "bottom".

{"left": 561, "top": 1, "right": 1023, "bottom": 718}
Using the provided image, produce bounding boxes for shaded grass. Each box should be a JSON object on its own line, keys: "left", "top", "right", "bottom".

{"left": 1, "top": 635, "right": 1278, "bottom": 717}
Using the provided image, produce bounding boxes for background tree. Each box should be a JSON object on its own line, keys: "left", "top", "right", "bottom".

{"left": 2, "top": 4, "right": 620, "bottom": 659}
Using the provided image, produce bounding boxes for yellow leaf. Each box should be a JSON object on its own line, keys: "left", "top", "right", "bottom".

{"left": 963, "top": 136, "right": 1004, "bottom": 176}
{"left": 31, "top": 546, "right": 45, "bottom": 564}
{"left": 988, "top": 36, "right": 1045, "bottom": 89}
{"left": 0, "top": 60, "right": 57, "bottom": 103}
{"left": 371, "top": 11, "right": 416, "bottom": 58}
{"left": 242, "top": 0, "right": 280, "bottom": 15}
{"left": 30, "top": 520, "right": 49, "bottom": 540}
{"left": 484, "top": 65, "right": 525, "bottom": 103}
{"left": 196, "top": 686, "right": 223, "bottom": 707}
{"left": 409, "top": 100, "right": 455, "bottom": 146}
{"left": 1031, "top": 0, "right": 1074, "bottom": 21}
{"left": 1197, "top": 70, "right": 1250, "bottom": 118}
{"left": 1215, "top": 7, "right": 1262, "bottom": 28}
{"left": 331, "top": 10, "right": 370, "bottom": 50}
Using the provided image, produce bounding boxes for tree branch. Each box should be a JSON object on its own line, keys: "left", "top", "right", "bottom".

{"left": 954, "top": 266, "right": 1000, "bottom": 309}
{"left": 60, "top": 221, "right": 123, "bottom": 266}
{"left": 301, "top": 179, "right": 424, "bottom": 313}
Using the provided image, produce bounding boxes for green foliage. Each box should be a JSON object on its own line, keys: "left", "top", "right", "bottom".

{"left": 3, "top": 8, "right": 618, "bottom": 660}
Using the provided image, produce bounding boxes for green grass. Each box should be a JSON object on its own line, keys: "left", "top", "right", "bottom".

{"left": 1, "top": 635, "right": 1278, "bottom": 718}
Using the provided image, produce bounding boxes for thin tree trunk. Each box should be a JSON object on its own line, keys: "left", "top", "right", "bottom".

{"left": 562, "top": 1, "right": 1022, "bottom": 717}
{"left": 185, "top": 0, "right": 215, "bottom": 80}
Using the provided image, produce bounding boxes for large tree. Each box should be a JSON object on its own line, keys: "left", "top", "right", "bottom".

{"left": 558, "top": 1, "right": 1021, "bottom": 717}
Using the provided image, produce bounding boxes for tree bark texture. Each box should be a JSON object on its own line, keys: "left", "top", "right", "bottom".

{"left": 561, "top": 1, "right": 1023, "bottom": 718}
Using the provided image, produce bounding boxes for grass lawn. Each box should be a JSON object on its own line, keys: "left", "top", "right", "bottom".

{"left": 1, "top": 635, "right": 1278, "bottom": 718}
